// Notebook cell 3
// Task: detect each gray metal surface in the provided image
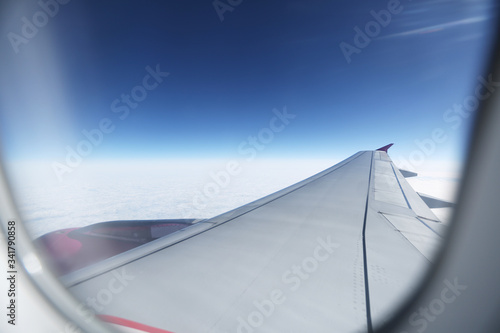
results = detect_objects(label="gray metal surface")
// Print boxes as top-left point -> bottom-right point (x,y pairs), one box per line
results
67,150 -> 444,333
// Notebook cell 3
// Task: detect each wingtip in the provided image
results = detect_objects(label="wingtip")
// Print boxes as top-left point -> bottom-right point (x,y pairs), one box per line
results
376,143 -> 394,152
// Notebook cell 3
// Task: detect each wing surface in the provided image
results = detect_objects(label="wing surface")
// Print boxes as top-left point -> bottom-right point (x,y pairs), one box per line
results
64,149 -> 445,332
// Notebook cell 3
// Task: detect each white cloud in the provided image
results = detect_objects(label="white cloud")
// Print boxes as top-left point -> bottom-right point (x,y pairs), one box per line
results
6,156 -> 460,238
379,15 -> 488,40
7,159 -> 335,238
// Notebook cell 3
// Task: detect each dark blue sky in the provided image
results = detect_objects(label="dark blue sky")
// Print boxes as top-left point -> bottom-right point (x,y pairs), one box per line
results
0,0 -> 498,163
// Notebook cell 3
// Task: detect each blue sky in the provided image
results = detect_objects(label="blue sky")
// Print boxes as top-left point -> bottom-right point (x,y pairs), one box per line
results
0,0 -> 498,166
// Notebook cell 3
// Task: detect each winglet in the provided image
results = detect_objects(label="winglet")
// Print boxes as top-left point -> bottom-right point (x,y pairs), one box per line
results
376,143 -> 394,152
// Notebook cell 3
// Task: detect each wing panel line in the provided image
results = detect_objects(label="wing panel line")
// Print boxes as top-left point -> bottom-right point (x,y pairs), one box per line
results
377,213 -> 432,263
362,151 -> 374,333
390,163 -> 411,209
416,217 -> 443,237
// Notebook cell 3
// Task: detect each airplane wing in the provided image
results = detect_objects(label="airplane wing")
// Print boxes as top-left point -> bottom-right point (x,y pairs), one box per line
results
60,146 -> 446,333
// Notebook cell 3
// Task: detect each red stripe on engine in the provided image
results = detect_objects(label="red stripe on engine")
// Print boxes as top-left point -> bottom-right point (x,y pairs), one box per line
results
98,315 -> 175,333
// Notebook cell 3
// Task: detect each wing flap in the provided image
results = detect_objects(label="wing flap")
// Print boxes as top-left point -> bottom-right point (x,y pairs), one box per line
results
399,169 -> 418,178
418,192 -> 455,209
364,210 -> 432,328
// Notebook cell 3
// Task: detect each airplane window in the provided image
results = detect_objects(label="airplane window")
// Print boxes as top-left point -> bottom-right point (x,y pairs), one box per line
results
0,1 -> 498,332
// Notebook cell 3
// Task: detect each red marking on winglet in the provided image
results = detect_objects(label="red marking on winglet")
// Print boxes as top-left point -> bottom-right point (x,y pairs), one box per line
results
98,315 -> 175,333
376,143 -> 394,152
